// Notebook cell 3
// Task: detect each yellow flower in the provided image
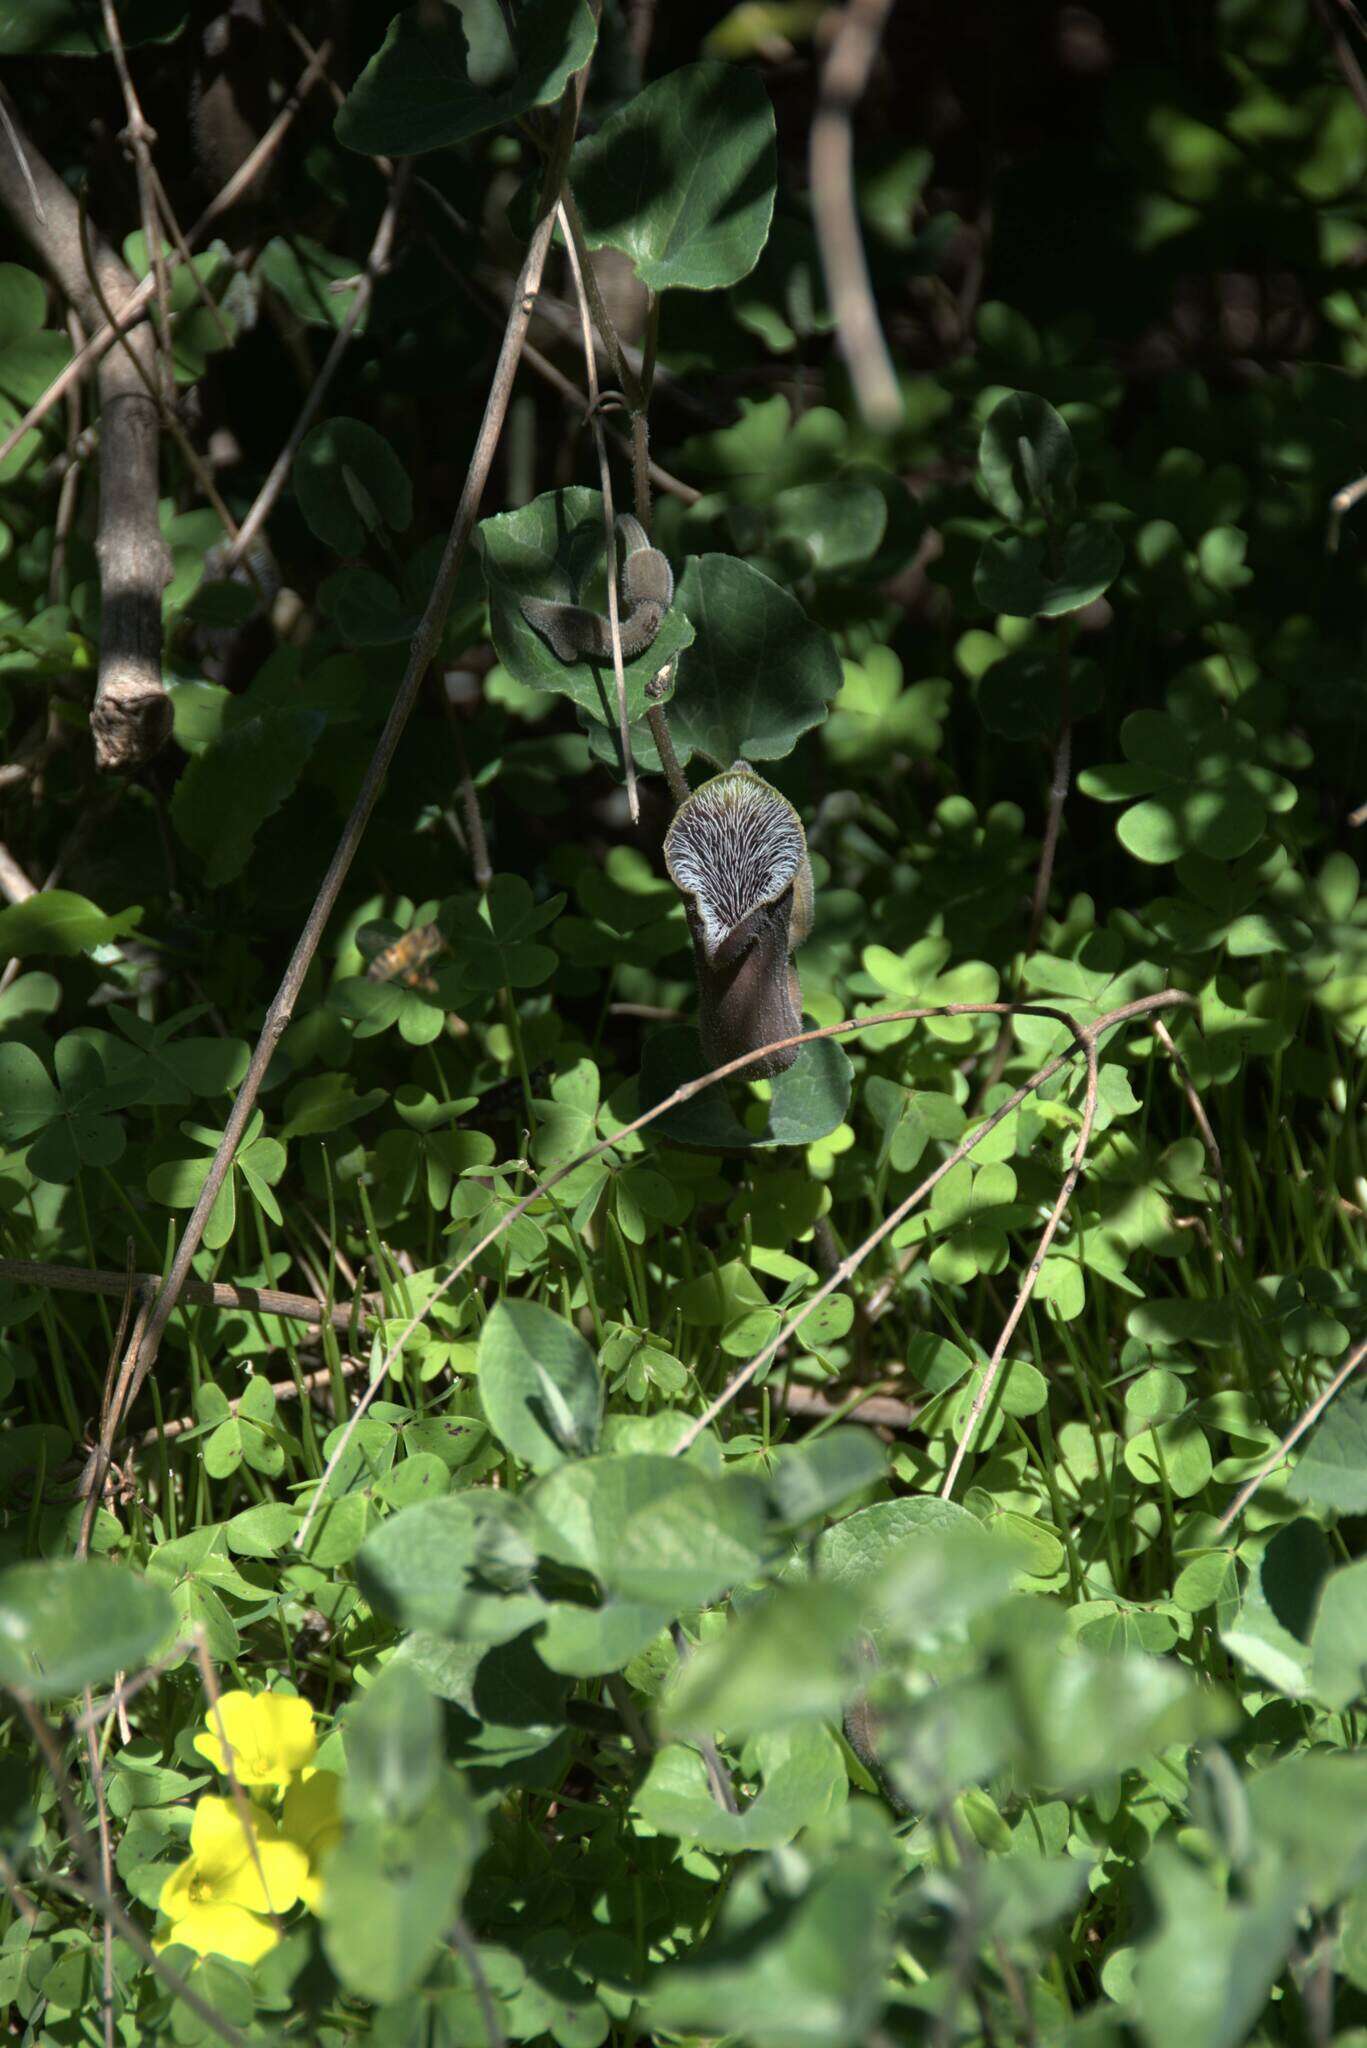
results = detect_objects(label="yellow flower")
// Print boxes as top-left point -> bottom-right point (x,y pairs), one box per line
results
193,1689 -> 317,1790
155,1797 -> 308,1966
280,1769 -> 343,1910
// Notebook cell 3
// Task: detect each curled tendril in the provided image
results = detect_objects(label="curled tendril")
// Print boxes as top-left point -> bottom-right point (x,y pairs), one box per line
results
520,513 -> 673,664
664,762 -> 814,1079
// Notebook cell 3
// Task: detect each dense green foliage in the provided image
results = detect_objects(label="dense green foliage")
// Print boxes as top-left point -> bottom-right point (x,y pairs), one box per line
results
2,2 -> 1367,2043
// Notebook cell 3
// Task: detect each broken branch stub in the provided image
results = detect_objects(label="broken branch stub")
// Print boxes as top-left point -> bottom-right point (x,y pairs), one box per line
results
664,761 -> 814,1078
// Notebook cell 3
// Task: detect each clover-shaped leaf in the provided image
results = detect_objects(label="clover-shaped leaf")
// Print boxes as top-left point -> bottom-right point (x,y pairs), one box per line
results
442,875 -> 563,992
105,1007 -> 250,1105
1078,704 -> 1298,866
0,1034 -> 140,1183
197,1376 -> 285,1480
147,1110 -> 287,1251
858,936 -> 1000,1047
823,647 -> 949,766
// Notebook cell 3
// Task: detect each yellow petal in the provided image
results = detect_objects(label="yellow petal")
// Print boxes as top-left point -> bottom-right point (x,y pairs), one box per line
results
187,1795 -> 279,1882
158,1900 -> 281,1966
217,1835 -> 309,1917
194,1689 -> 317,1787
157,1857 -> 199,1919
281,1769 -> 342,1856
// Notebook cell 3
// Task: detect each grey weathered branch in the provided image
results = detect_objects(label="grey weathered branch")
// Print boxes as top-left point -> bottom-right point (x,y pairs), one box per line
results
0,85 -> 172,771
810,0 -> 902,432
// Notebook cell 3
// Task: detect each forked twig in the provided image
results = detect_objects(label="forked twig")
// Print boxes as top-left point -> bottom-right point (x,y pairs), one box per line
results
0,37 -> 335,473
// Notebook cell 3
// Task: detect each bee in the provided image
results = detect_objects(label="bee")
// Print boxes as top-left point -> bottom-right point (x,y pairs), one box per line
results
365,922 -> 447,990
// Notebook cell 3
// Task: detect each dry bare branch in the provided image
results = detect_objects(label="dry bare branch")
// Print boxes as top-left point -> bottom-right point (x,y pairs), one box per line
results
0,85 -> 172,769
810,0 -> 902,431
80,73 -> 591,1509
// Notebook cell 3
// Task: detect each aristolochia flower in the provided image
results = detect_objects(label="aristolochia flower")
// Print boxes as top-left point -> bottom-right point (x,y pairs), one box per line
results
280,1769 -> 343,1911
664,763 -> 814,1079
193,1689 -> 318,1790
156,1797 -> 308,1966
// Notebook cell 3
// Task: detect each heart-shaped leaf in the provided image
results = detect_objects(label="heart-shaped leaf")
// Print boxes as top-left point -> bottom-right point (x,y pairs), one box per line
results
667,555 -> 841,768
570,61 -> 776,292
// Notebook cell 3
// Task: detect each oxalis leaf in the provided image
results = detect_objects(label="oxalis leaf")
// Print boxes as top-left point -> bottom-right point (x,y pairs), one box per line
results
477,1298 -> 603,1473
478,487 -> 695,727
0,1561 -> 173,1698
569,61 -> 777,292
335,0 -> 597,157
667,555 -> 842,768
635,1725 -> 846,1852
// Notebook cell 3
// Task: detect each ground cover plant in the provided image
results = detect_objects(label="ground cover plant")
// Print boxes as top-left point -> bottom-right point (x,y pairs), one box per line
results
0,0 -> 1366,2042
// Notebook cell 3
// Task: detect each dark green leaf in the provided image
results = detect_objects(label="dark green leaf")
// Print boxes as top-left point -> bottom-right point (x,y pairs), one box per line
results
336,0 -> 596,157
295,418 -> 412,556
570,61 -> 776,292
668,555 -> 841,767
479,487 -> 695,727
977,392 -> 1076,523
638,1025 -> 852,1150
171,708 -> 324,884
